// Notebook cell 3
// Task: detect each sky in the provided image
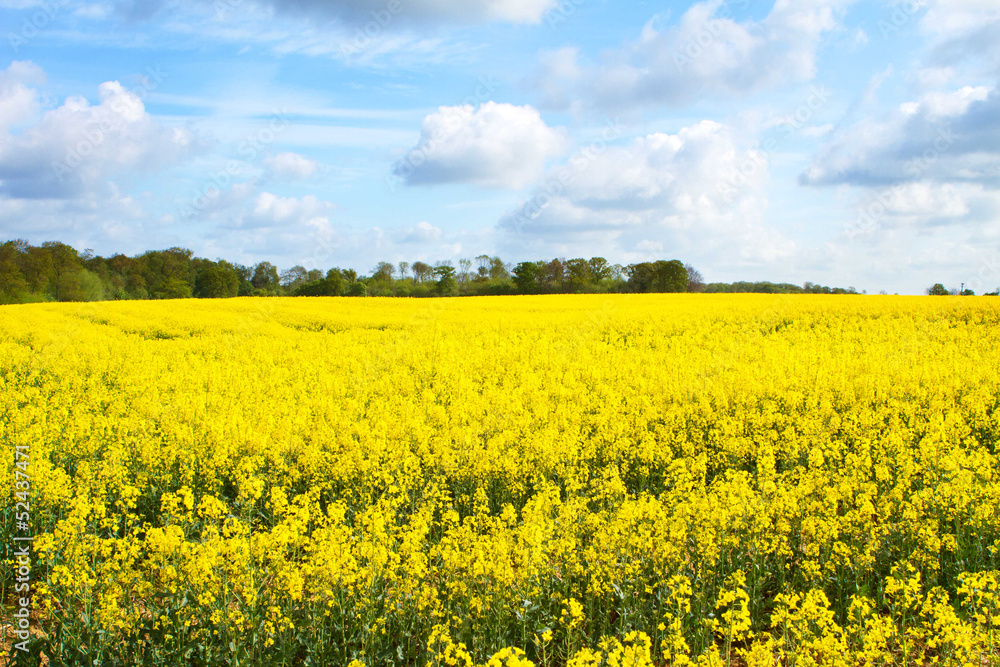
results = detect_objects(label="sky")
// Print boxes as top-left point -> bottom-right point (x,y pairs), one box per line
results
0,0 -> 998,294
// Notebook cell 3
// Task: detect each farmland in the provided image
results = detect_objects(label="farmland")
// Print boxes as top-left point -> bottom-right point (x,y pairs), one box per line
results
2,295 -> 1000,666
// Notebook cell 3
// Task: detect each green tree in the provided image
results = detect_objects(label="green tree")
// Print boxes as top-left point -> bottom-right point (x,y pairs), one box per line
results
280,265 -> 309,291
488,256 -> 509,281
157,276 -> 193,299
566,258 -> 592,291
42,241 -> 85,301
512,261 -> 541,294
588,257 -> 611,283
926,283 -> 950,296
411,262 -> 433,284
0,241 -> 29,304
371,261 -> 395,284
434,264 -> 457,296
626,259 -> 688,293
252,262 -> 281,292
541,258 -> 565,291
194,261 -> 240,298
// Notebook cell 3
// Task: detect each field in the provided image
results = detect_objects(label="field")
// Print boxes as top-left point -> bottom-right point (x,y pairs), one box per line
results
2,294 -> 1000,666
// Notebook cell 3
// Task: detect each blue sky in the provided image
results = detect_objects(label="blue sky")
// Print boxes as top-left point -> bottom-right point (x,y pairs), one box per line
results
1,0 -> 998,293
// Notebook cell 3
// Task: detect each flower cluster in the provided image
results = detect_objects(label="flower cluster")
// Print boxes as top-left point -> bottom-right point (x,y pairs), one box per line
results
2,294 -> 999,665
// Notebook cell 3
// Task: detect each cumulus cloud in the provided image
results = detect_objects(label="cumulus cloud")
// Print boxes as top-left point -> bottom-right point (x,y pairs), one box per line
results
908,0 -> 1000,75
265,151 -> 317,180
241,192 -> 334,229
0,73 -> 201,199
532,0 -> 855,111
397,220 -> 442,243
497,120 -> 793,265
392,102 -> 567,189
0,61 -> 45,132
800,82 -> 1000,189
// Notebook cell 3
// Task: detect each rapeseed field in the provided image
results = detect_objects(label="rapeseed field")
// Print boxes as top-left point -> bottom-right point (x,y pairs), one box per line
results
2,295 -> 999,666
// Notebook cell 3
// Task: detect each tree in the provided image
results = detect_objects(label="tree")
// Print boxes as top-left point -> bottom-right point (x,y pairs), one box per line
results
42,241 -> 84,301
156,276 -> 192,299
398,262 -> 410,282
475,255 -> 491,280
488,256 -> 509,281
588,257 -> 611,283
21,245 -> 54,294
458,258 -> 472,284
234,264 -> 254,296
139,247 -> 194,299
280,265 -> 309,290
0,241 -> 29,304
626,260 -> 687,293
195,261 -> 240,298
372,261 -> 395,284
926,283 -> 950,296
434,264 -> 457,295
685,264 -> 704,292
541,258 -> 565,290
566,258 -> 592,291
77,269 -> 106,301
252,262 -> 280,292
412,261 -> 433,284
512,261 -> 541,294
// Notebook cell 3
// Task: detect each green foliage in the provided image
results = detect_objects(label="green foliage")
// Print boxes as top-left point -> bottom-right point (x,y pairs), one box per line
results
512,261 -> 542,294
0,240 -> 876,304
77,269 -> 107,301
252,262 -> 281,291
434,264 -> 457,296
626,259 -> 688,293
927,283 -> 951,296
194,262 -> 240,299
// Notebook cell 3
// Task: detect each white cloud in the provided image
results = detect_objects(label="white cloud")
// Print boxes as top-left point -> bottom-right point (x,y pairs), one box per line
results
532,0 -> 855,111
392,102 -> 568,189
921,0 -> 1000,39
397,220 -> 442,243
801,81 -> 1000,188
265,151 -> 317,180
0,71 -> 202,199
242,192 -> 333,228
918,0 -> 1000,74
0,61 -> 45,132
497,120 -> 793,266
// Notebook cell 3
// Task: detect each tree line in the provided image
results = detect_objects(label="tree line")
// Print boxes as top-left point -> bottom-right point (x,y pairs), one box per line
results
1,239 -> 866,304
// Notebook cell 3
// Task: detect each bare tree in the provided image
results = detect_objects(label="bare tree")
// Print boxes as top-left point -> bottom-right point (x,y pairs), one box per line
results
684,264 -> 704,293
458,258 -> 472,284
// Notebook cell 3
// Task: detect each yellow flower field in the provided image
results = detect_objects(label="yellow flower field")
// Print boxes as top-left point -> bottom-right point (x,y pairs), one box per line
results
2,294 -> 999,666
